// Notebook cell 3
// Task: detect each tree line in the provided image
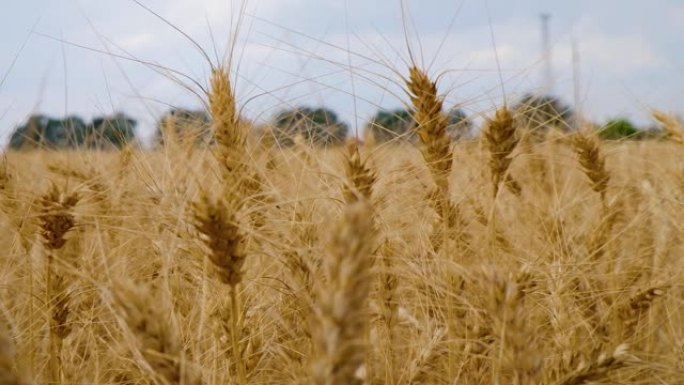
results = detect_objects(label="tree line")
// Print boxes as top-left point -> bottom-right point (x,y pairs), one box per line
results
6,94 -> 663,149
8,113 -> 137,149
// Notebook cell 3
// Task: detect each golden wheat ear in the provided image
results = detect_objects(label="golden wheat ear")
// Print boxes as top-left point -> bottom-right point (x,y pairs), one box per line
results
191,191 -> 249,384
483,107 -> 521,198
405,66 -> 472,254
343,142 -> 377,205
191,192 -> 246,287
651,109 -> 684,144
558,344 -> 632,385
208,66 -> 264,218
112,280 -> 201,385
311,201 -> 374,385
38,184 -> 80,251
482,268 -> 542,383
405,66 -> 452,189
38,183 -> 80,385
571,132 -> 610,208
0,326 -> 26,385
209,67 -> 248,202
618,285 -> 668,338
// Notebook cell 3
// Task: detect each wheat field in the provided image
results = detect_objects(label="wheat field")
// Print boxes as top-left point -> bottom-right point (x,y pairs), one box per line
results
1,59 -> 684,385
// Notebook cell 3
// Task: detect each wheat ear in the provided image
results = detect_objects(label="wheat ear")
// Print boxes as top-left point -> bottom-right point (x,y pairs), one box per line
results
192,193 -> 247,385
38,184 -> 79,385
405,67 -> 468,253
343,142 -> 377,205
618,286 -> 668,338
208,66 -> 263,224
483,269 -> 542,384
558,344 -> 631,385
483,107 -> 521,198
571,132 -> 610,210
652,109 -> 684,144
113,281 -> 200,385
209,67 -> 243,173
405,66 -> 452,192
311,201 -> 374,385
402,324 -> 446,385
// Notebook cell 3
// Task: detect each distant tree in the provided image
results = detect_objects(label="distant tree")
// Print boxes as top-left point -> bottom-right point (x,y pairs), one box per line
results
8,113 -> 136,149
63,116 -> 88,146
599,118 -> 639,140
9,115 -> 87,149
85,113 -> 137,148
271,107 -> 348,146
365,107 -> 472,143
636,125 -> 666,140
154,108 -> 210,146
9,115 -> 49,149
446,108 -> 473,140
513,94 -> 575,138
43,118 -> 69,147
365,109 -> 415,143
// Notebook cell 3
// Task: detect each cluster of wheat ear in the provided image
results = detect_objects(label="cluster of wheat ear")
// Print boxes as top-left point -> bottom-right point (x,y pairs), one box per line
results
0,53 -> 682,385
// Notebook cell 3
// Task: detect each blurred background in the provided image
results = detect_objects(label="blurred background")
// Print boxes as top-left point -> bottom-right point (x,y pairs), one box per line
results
0,0 -> 680,146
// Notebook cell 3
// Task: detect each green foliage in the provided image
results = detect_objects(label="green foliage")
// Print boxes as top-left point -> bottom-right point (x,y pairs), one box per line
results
271,107 -> 348,146
88,114 -> 137,148
446,108 -> 473,140
9,115 -> 87,149
513,94 -> 575,137
365,107 -> 471,143
154,108 -> 210,146
599,118 -> 639,140
9,113 -> 137,149
365,109 -> 415,143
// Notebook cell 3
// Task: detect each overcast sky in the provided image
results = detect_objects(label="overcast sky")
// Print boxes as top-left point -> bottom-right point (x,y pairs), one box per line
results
0,0 -> 681,144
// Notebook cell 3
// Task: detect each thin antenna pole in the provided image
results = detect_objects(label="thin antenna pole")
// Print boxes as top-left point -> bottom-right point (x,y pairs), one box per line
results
572,39 -> 582,130
540,13 -> 553,94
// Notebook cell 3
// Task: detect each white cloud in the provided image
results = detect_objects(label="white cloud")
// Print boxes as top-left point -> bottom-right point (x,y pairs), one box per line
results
666,3 -> 684,24
550,14 -> 668,77
116,33 -> 155,52
578,35 -> 665,74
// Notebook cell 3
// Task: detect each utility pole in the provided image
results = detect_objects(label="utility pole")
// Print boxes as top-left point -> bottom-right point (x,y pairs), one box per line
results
540,13 -> 553,94
572,39 -> 582,129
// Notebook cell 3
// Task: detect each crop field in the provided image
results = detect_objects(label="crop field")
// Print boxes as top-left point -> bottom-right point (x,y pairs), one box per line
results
1,2 -> 683,385
2,94 -> 684,385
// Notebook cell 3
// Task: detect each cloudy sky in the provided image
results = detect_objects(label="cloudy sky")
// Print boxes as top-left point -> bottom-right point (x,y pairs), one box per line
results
0,0 -> 681,144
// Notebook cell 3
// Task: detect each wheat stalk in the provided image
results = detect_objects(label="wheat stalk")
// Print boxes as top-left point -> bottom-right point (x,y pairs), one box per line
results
586,199 -> 622,261
311,201 -> 374,385
38,184 -> 79,385
0,327 -> 24,385
113,281 -> 200,385
208,66 -> 265,233
405,66 -> 469,256
483,268 -> 542,385
340,145 -> 380,382
618,286 -> 668,338
377,241 -> 399,385
192,192 -> 248,384
0,156 -> 10,194
401,324 -> 446,385
558,344 -> 631,385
